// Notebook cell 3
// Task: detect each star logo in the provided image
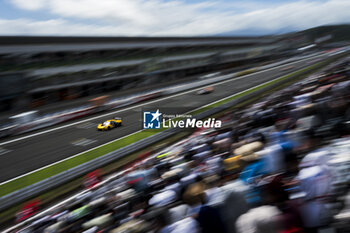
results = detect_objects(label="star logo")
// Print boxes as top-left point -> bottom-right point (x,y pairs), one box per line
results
151,109 -> 162,122
143,109 -> 162,129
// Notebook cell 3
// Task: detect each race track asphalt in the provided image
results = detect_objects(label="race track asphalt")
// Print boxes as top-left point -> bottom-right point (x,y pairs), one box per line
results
0,53 -> 330,182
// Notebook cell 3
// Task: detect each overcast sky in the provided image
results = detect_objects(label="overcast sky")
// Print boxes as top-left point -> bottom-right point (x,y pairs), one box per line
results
0,0 -> 349,36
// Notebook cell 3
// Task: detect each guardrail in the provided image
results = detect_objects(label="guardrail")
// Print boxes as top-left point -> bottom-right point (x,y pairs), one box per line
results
0,56 -> 336,213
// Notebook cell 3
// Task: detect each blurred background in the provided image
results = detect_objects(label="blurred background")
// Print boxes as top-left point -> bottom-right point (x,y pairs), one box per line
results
0,1 -> 350,233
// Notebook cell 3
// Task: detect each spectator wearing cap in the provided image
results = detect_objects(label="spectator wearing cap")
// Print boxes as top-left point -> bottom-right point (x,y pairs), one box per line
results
183,182 -> 227,233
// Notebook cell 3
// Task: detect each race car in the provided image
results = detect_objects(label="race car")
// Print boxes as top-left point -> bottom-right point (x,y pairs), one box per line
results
97,117 -> 122,131
196,86 -> 214,95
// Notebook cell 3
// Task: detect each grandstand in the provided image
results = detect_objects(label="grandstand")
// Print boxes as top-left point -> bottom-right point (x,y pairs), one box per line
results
0,36 -> 286,112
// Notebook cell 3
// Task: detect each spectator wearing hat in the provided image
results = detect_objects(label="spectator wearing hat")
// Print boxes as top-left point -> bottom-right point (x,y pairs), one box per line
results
183,182 -> 227,233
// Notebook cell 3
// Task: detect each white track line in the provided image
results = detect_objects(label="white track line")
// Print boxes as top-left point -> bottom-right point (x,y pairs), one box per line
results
0,53 -> 329,186
0,53 -> 327,147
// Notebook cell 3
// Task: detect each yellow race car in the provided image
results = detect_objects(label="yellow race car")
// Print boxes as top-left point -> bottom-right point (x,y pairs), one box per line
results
97,117 -> 122,131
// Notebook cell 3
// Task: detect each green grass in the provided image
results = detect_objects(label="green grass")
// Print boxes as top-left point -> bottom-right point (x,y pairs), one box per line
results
0,56 -> 336,197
